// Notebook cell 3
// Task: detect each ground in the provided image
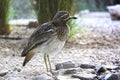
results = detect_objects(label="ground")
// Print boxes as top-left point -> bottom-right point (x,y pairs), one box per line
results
0,12 -> 120,80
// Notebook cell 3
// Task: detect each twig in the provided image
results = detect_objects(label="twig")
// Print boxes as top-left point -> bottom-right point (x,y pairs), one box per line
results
0,35 -> 23,40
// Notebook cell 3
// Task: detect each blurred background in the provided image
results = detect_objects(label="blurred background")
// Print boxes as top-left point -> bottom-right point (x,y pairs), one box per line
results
0,0 -> 120,36
9,0 -> 120,19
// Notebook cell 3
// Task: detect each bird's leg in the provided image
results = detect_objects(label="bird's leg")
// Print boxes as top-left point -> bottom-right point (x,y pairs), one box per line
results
47,54 -> 52,73
44,54 -> 49,72
47,55 -> 59,80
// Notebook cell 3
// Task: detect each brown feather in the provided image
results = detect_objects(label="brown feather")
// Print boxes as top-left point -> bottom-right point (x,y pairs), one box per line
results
23,51 -> 35,66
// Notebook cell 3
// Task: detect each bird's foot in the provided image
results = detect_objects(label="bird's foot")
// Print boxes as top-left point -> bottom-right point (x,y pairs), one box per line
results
43,70 -> 59,80
50,70 -> 59,80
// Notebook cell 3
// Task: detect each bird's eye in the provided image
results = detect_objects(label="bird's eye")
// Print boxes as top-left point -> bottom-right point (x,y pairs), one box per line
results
61,14 -> 69,19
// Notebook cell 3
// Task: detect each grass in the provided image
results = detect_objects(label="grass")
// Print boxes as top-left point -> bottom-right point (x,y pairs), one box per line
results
68,20 -> 82,41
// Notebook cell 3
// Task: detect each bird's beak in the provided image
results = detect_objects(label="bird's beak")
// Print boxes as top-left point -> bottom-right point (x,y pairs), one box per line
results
69,16 -> 77,19
65,16 -> 77,21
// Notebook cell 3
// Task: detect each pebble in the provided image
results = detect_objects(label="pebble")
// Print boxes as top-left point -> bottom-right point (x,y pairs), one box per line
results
103,73 -> 120,80
72,73 -> 97,80
115,60 -> 120,66
79,64 -> 96,69
6,77 -> 22,80
34,74 -> 54,80
13,67 -> 21,72
55,61 -> 76,70
96,66 -> 106,75
0,77 -> 4,80
0,70 -> 8,76
104,65 -> 119,70
63,68 -> 77,75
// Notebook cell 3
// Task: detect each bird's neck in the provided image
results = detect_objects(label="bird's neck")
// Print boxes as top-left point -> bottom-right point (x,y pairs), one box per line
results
52,21 -> 67,27
52,21 -> 69,41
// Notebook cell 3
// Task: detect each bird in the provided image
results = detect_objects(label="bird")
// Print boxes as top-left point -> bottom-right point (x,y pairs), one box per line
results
21,11 -> 77,73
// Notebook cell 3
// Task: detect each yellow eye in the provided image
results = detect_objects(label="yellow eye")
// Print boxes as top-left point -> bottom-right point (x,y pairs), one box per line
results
61,14 -> 69,19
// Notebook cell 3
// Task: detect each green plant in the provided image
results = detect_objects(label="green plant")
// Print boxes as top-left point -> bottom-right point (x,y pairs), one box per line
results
30,0 -> 80,40
68,20 -> 81,40
30,0 -> 75,25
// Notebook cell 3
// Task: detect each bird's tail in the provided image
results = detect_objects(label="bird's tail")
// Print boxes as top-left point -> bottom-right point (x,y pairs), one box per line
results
23,51 -> 35,66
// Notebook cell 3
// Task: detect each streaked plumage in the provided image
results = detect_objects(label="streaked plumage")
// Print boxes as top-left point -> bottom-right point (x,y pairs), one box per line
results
21,11 -> 77,72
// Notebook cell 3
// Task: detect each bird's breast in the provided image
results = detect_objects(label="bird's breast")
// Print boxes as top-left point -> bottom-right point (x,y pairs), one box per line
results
57,25 -> 70,41
32,36 -> 66,55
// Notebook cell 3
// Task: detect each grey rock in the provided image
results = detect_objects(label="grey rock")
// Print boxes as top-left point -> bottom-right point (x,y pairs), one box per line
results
34,74 -> 54,80
96,66 -> 106,75
13,67 -> 21,72
115,60 -> 120,66
0,70 -> 8,76
6,77 -> 21,80
55,63 -> 63,70
0,77 -> 4,80
72,73 -> 97,80
55,61 -> 76,70
63,68 -> 77,75
79,64 -> 95,69
107,5 -> 120,20
104,65 -> 119,70
103,73 -> 120,80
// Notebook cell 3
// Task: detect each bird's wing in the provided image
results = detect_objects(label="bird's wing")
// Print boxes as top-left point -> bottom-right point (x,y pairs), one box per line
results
21,22 -> 57,57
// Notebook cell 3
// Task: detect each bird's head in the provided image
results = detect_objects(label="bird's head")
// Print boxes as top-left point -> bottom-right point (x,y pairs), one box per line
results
53,11 -> 77,23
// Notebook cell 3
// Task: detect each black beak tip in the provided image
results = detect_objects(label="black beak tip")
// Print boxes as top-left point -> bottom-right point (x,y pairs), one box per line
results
72,17 -> 77,19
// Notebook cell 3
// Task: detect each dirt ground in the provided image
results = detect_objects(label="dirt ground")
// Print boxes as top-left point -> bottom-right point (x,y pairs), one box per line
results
0,12 -> 120,80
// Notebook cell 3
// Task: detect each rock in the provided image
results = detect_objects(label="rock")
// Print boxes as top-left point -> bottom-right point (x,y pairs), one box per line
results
6,77 -> 22,80
13,67 -> 21,72
103,73 -> 120,80
107,5 -> 120,20
63,68 -> 77,75
55,61 -> 76,70
34,74 -> 54,80
58,75 -> 79,80
55,63 -> 63,70
72,73 -> 97,80
0,77 -> 4,80
79,64 -> 95,69
0,70 -> 8,76
96,66 -> 106,75
115,60 -> 120,66
104,65 -> 119,70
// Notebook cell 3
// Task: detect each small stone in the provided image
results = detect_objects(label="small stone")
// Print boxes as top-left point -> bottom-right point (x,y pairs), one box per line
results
104,65 -> 119,70
55,64 -> 63,70
115,60 -> 120,66
103,73 -> 120,80
0,77 -> 4,80
13,67 -> 21,72
96,66 -> 106,75
34,74 -> 54,80
63,68 -> 77,74
79,64 -> 96,69
107,5 -> 120,20
7,77 -> 21,80
72,73 -> 97,80
55,61 -> 76,70
58,75 -> 79,80
0,70 -> 8,76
